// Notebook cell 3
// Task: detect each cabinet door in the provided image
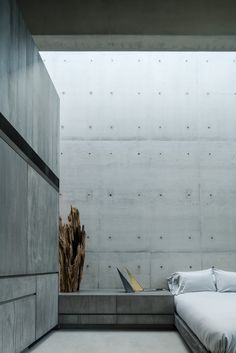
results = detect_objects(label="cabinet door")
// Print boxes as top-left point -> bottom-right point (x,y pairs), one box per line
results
0,296 -> 36,353
36,274 -> 58,339
27,167 -> 59,274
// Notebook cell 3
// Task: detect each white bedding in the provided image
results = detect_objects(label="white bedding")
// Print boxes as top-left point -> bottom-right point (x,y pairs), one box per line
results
175,292 -> 236,353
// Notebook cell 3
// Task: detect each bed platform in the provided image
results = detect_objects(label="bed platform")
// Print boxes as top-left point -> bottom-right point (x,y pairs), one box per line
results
174,292 -> 236,353
175,313 -> 210,353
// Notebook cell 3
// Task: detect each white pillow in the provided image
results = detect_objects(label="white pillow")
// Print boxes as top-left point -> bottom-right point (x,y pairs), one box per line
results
214,269 -> 236,292
167,268 -> 216,295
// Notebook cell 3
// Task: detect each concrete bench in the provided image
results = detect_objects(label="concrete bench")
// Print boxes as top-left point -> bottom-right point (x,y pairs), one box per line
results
59,290 -> 174,328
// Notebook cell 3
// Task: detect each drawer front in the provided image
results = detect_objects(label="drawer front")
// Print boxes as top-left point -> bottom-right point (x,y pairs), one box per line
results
59,295 -> 116,314
0,276 -> 36,304
59,314 -> 174,327
0,296 -> 36,353
116,296 -> 174,314
59,314 -> 116,326
117,314 -> 174,326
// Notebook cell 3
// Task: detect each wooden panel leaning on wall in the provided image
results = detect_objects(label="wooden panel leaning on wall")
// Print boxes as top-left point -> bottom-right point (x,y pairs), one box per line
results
59,207 -> 86,292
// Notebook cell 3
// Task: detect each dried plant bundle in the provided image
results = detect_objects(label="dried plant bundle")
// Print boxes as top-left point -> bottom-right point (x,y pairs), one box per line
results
59,206 -> 86,292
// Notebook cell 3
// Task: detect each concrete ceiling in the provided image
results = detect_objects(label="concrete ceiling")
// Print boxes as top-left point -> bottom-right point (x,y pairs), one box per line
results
17,0 -> 236,51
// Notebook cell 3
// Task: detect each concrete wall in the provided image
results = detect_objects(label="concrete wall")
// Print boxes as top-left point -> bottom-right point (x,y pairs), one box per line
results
42,51 -> 236,290
0,0 -> 59,351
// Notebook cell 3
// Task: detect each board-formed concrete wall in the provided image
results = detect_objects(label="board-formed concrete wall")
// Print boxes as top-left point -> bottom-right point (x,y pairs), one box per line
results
42,51 -> 236,290
0,0 -> 59,351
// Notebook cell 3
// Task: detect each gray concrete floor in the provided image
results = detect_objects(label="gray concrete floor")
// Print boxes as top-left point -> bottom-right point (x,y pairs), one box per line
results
27,330 -> 191,353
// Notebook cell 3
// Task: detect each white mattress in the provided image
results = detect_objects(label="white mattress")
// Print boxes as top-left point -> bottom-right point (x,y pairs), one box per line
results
175,292 -> 236,353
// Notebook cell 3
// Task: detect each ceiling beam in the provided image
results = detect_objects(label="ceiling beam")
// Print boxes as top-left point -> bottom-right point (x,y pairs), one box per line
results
18,0 -> 236,51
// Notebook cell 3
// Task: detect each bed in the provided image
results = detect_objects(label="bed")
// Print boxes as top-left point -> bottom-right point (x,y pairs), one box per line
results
174,292 -> 236,353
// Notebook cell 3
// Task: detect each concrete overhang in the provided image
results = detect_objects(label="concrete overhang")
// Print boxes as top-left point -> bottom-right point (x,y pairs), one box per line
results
17,0 -> 236,51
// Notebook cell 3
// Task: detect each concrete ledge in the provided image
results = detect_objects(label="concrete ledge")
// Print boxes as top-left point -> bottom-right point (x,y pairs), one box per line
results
59,290 -> 174,328
34,35 -> 236,51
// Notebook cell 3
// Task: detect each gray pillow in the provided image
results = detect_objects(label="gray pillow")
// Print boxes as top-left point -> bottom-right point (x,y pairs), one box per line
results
167,268 -> 216,295
214,268 -> 236,292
